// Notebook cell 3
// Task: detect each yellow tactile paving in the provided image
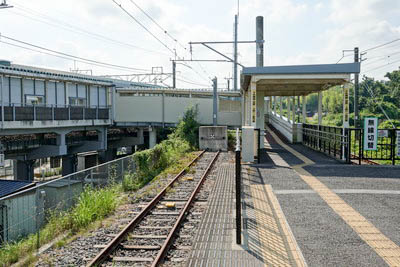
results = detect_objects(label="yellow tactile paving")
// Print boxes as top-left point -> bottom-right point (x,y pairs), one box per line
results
250,182 -> 306,267
266,126 -> 400,266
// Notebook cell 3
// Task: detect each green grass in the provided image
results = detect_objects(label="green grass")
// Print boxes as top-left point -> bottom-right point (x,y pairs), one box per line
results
0,184 -> 122,266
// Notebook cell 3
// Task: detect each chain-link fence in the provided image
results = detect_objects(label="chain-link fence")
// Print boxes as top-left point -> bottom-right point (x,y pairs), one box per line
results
0,154 -> 136,245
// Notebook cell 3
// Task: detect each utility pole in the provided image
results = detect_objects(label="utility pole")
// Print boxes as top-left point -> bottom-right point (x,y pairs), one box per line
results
256,16 -> 264,67
233,15 -> 238,91
172,61 -> 176,88
212,77 -> 218,126
354,47 -> 359,128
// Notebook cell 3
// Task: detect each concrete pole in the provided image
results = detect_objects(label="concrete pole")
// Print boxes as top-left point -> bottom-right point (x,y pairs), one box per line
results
172,61 -> 176,89
149,129 -> 157,148
292,96 -> 295,124
302,95 -> 307,123
279,97 -> 283,118
212,77 -> 218,126
318,91 -> 322,125
287,97 -> 291,121
234,15 -> 238,91
256,16 -> 264,67
354,47 -> 359,128
1,75 -> 4,129
256,16 -> 264,148
274,96 -> 277,114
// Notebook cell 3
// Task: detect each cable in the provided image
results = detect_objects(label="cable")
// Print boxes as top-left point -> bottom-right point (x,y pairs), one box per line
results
0,40 -> 143,73
176,77 -> 210,87
125,0 -> 214,83
362,82 -> 396,128
10,6 -> 169,57
362,58 -> 400,74
362,50 -> 400,67
127,0 -> 186,51
112,0 -> 175,55
0,35 -> 150,72
362,38 -> 400,53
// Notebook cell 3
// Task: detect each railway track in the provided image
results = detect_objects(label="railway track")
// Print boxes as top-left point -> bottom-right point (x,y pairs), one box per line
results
87,151 -> 220,267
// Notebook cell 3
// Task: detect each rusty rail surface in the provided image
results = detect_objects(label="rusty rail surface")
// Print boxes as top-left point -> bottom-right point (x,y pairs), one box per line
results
87,150 -> 206,266
151,151 -> 220,266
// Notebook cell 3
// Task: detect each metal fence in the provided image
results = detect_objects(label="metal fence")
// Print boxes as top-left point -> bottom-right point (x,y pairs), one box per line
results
0,154 -> 136,246
0,103 -> 110,121
349,128 -> 400,165
302,124 -> 349,161
303,124 -> 400,165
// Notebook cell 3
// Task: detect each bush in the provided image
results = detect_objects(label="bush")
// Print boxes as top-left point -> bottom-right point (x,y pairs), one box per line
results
171,105 -> 200,149
0,184 -> 121,266
122,106 -> 197,192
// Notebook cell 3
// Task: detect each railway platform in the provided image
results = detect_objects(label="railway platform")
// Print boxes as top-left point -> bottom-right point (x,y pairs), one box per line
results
188,127 -> 400,267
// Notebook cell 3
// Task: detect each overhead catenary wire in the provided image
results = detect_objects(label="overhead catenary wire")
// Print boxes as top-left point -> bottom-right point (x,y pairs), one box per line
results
362,58 -> 400,74
111,0 -> 176,55
0,35 -> 150,72
362,38 -> 400,53
362,82 -> 396,129
125,0 -> 212,82
10,5 -> 169,56
127,0 -> 186,51
0,40 -> 145,73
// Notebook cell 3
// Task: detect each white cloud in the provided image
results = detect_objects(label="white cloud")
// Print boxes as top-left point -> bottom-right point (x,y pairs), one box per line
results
238,0 -> 308,23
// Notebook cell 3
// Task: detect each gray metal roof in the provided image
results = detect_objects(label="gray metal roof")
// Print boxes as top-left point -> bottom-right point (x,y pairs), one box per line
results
242,62 -> 360,75
0,179 -> 35,198
0,64 -> 114,86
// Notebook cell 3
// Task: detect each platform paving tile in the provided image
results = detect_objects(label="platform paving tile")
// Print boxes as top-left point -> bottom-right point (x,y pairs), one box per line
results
187,162 -> 304,267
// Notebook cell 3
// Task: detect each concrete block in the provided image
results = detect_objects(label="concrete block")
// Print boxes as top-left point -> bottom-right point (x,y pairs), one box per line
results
199,126 -> 227,151
242,126 -> 255,162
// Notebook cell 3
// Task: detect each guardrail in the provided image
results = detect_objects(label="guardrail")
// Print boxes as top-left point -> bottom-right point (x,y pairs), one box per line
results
0,154 -> 136,246
0,103 -> 110,121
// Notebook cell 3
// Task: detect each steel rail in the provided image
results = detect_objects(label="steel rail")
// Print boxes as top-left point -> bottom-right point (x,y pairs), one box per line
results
87,150 -> 206,266
151,151 -> 220,266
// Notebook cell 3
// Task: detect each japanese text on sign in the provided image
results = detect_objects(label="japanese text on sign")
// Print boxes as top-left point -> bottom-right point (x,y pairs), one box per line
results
397,131 -> 400,157
343,86 -> 349,125
363,117 -> 378,151
251,90 -> 256,124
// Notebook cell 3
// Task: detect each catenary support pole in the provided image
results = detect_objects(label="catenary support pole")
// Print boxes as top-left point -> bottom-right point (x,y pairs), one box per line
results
172,61 -> 176,89
354,47 -> 359,128
234,15 -> 238,91
256,16 -> 264,67
213,77 -> 218,126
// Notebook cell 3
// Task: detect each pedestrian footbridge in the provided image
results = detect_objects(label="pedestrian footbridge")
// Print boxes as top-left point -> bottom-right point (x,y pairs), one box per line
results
114,88 -> 242,128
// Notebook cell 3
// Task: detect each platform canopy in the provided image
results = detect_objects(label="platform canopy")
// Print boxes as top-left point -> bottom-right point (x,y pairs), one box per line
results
241,62 -> 360,96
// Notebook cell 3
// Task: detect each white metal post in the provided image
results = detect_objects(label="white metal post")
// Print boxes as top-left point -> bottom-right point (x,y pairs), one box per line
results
302,95 -> 307,123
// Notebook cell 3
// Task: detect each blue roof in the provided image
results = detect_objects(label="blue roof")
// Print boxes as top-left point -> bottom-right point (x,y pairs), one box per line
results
0,180 -> 34,198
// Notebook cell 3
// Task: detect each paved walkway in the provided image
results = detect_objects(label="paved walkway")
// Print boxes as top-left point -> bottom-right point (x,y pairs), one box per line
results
189,126 -> 400,266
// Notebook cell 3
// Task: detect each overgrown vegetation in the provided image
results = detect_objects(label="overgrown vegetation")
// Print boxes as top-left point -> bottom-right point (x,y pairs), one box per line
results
0,106 -> 202,266
278,69 -> 400,128
122,105 -> 200,191
307,69 -> 400,127
0,185 -> 122,266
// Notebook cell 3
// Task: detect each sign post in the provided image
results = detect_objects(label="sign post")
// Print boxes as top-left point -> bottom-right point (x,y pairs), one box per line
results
363,117 -> 378,151
397,131 -> 400,157
342,85 -> 350,160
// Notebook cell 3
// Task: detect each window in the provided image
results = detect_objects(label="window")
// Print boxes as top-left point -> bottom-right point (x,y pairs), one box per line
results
25,95 -> 44,105
69,97 -> 86,106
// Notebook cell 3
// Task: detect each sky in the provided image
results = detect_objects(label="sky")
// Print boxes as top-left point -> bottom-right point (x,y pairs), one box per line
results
0,0 -> 399,89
